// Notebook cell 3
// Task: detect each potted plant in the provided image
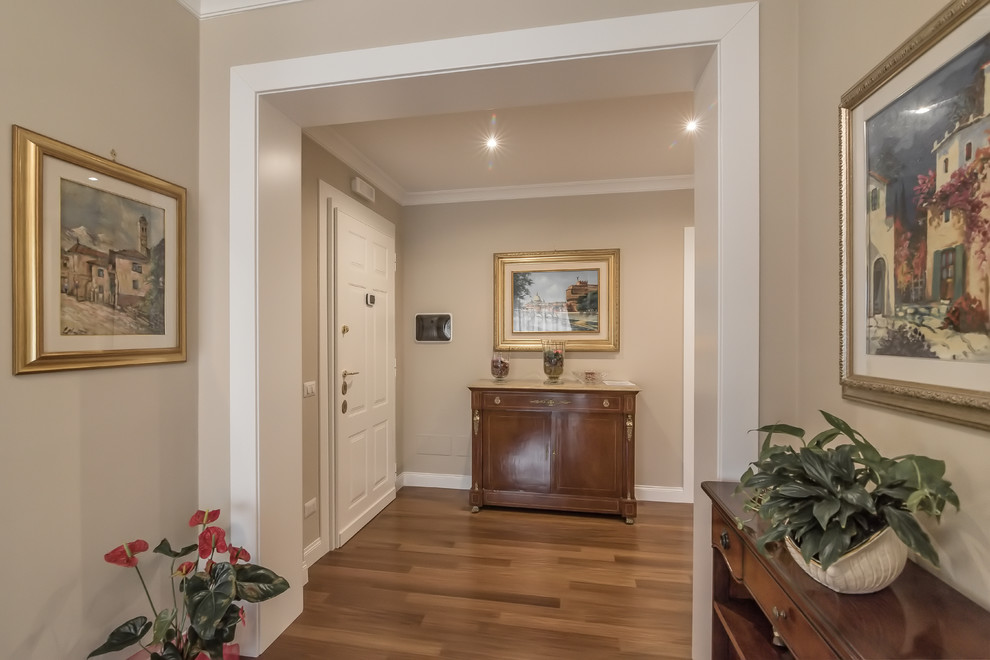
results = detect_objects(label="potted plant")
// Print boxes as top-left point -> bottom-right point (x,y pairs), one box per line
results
738,410 -> 959,593
88,508 -> 290,660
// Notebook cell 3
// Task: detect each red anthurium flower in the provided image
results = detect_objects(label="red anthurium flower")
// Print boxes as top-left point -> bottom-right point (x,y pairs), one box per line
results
173,561 -> 197,577
188,509 -> 221,527
238,607 -> 246,626
104,539 -> 149,567
228,546 -> 251,565
198,526 -> 228,559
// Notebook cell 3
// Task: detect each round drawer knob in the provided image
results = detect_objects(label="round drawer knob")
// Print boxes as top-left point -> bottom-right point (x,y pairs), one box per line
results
602,400 -> 610,408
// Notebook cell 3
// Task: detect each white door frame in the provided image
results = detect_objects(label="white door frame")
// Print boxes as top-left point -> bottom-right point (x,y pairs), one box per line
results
228,5 -> 760,655
314,180 -> 337,560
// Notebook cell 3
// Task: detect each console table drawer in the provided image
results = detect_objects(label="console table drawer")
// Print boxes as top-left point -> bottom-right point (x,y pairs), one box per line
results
711,508 -> 744,581
745,549 -> 838,659
481,391 -> 623,413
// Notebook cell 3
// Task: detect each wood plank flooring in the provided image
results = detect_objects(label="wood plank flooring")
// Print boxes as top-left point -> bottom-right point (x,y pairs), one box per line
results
257,487 -> 693,659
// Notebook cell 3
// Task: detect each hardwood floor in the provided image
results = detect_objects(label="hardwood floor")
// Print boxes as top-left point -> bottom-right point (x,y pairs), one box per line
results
257,487 -> 694,659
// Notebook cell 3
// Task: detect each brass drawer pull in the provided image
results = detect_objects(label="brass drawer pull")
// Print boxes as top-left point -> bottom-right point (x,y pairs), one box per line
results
494,396 -> 501,405
720,530 -> 730,550
602,399 -> 610,408
772,606 -> 787,620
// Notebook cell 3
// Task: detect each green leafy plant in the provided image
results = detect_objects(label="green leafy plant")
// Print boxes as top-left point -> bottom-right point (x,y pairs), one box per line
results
738,411 -> 959,570
89,508 -> 290,660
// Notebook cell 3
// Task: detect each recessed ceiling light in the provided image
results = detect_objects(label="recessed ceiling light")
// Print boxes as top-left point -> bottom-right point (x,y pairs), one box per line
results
486,135 -> 499,150
685,119 -> 699,132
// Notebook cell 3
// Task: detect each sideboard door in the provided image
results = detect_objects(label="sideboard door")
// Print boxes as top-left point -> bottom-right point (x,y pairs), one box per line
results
553,412 -> 622,499
483,410 -> 551,493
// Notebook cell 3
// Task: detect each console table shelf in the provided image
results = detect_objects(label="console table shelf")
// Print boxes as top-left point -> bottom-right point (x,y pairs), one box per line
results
468,379 -> 639,523
703,480 -> 990,659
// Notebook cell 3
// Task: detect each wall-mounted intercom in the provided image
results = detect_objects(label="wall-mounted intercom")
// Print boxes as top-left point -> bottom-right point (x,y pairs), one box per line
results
415,313 -> 452,343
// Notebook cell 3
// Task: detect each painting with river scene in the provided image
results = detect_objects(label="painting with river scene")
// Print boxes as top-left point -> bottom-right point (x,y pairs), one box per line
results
512,269 -> 599,333
494,249 -> 618,352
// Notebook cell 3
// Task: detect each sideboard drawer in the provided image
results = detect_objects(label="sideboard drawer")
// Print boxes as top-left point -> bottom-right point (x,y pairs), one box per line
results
711,508 -> 744,581
482,391 -> 622,413
745,553 -> 838,659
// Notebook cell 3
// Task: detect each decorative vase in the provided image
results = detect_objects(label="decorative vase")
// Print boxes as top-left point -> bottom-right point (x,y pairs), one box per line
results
541,339 -> 565,384
491,351 -> 509,380
784,526 -> 907,594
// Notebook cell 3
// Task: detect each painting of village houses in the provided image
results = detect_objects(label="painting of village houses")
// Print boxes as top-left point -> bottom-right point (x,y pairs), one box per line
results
512,269 -> 599,333
59,179 -> 166,336
866,33 -> 990,362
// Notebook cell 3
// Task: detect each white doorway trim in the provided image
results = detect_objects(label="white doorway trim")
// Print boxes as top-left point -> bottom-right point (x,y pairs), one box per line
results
313,180 -> 337,564
228,4 -> 759,655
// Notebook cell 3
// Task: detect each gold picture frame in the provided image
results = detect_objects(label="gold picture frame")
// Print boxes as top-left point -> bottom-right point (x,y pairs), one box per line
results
12,126 -> 187,373
839,0 -> 990,430
494,248 -> 619,352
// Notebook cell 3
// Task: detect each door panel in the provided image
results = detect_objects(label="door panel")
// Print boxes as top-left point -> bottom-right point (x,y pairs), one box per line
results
554,413 -> 621,497
334,203 -> 396,547
484,410 -> 551,493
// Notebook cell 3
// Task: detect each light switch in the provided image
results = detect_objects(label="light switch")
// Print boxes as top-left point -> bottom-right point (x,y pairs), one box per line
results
303,381 -> 317,398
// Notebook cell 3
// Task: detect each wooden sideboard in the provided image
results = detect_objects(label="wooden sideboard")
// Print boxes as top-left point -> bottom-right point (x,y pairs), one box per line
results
468,379 -> 639,523
703,480 -> 990,659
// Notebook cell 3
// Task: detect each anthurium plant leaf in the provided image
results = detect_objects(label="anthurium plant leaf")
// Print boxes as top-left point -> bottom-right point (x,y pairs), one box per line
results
150,641 -> 184,660
154,539 -> 199,559
234,563 -> 292,602
87,616 -> 152,657
186,563 -> 236,640
152,608 -> 176,645
882,505 -> 940,566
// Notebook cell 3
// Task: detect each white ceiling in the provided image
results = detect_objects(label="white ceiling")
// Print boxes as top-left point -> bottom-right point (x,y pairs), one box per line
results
174,2 -> 714,204
265,46 -> 714,205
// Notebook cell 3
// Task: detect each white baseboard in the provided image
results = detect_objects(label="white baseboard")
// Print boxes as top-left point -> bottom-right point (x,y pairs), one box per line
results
636,485 -> 693,504
302,536 -> 327,577
398,472 -> 471,490
397,472 -> 693,503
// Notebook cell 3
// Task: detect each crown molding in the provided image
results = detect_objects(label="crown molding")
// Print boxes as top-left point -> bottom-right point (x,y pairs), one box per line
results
402,175 -> 694,206
305,127 -> 692,207
175,0 -> 302,19
303,128 -> 408,206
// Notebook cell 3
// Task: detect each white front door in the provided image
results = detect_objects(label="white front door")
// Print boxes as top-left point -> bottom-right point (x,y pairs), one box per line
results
334,198 -> 396,546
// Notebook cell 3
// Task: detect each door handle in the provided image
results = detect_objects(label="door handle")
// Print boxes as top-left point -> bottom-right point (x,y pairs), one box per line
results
342,370 -> 360,378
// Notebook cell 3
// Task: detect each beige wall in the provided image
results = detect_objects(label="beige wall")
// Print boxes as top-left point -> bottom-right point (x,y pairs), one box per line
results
0,2 -> 200,659
400,192 -> 691,488
300,135 -> 402,547
789,0 -> 990,607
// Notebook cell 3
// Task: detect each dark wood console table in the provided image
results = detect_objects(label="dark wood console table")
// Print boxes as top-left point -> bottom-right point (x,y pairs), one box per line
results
703,480 -> 990,659
468,379 -> 639,523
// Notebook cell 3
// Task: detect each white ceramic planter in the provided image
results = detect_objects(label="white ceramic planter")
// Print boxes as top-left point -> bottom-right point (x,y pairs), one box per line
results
785,526 -> 908,594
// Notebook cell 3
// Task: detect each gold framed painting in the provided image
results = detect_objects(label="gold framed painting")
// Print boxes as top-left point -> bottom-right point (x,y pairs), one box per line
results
494,248 -> 619,352
12,126 -> 186,373
840,0 -> 990,429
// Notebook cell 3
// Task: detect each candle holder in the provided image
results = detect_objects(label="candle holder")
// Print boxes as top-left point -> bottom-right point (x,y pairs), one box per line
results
491,351 -> 509,381
541,339 -> 565,384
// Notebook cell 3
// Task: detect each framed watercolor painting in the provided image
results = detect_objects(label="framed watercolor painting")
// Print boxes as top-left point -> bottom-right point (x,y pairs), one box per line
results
840,0 -> 990,429
493,248 -> 619,352
12,126 -> 186,373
